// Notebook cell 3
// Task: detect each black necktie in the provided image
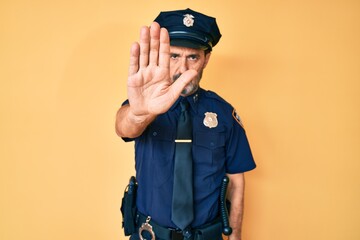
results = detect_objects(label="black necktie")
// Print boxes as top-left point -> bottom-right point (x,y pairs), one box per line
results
171,100 -> 194,230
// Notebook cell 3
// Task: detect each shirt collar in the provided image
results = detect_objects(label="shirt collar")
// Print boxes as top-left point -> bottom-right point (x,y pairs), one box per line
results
170,88 -> 203,113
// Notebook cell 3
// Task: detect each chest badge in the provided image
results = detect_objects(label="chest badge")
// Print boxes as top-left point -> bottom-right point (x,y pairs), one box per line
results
203,112 -> 218,128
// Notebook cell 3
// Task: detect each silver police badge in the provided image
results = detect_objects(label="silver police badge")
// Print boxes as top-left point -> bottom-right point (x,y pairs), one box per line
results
183,14 -> 195,27
203,112 -> 218,128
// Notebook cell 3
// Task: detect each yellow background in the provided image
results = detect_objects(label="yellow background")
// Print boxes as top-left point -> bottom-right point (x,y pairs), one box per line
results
1,0 -> 359,239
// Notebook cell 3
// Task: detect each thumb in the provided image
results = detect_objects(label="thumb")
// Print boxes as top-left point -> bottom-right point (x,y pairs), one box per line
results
170,69 -> 198,96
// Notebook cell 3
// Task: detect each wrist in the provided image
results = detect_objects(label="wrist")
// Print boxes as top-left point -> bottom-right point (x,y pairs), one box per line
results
127,108 -> 156,125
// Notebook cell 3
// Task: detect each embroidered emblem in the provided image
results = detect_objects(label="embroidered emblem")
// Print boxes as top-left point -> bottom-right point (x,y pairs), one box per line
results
183,14 -> 195,27
204,112 -> 218,128
232,109 -> 244,128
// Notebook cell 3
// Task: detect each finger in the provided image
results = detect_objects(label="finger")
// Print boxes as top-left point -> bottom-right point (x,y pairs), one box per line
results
139,26 -> 150,68
170,70 -> 198,96
128,42 -> 140,76
149,22 -> 160,66
158,27 -> 170,69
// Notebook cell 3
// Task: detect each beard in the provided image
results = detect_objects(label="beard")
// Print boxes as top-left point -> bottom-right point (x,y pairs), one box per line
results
173,69 -> 203,96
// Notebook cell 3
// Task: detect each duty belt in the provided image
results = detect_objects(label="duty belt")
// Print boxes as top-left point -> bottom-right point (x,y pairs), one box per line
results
136,212 -> 222,240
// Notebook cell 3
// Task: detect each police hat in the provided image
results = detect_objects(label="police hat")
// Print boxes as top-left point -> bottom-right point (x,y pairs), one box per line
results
154,8 -> 222,51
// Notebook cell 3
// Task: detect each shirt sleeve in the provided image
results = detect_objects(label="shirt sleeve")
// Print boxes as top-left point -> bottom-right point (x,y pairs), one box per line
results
120,99 -> 135,142
225,112 -> 256,174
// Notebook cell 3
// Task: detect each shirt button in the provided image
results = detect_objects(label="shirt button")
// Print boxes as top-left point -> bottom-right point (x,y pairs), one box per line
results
210,142 -> 215,147
152,132 -> 158,136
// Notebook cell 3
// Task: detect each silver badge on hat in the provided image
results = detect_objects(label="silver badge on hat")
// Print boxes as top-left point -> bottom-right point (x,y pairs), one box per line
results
183,14 -> 195,27
203,112 -> 218,128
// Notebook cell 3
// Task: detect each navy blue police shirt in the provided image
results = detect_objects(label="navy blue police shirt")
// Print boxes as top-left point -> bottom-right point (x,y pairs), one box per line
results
122,88 -> 256,228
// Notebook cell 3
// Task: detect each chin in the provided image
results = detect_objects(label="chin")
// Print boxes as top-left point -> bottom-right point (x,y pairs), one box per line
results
181,85 -> 198,97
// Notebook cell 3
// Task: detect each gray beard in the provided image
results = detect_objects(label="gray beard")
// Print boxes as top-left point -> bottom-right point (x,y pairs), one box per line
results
172,70 -> 203,96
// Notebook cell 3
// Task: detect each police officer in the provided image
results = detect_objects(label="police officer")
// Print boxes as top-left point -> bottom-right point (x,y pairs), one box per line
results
116,8 -> 256,240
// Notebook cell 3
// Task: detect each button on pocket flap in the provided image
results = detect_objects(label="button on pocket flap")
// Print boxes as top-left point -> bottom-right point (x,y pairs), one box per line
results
149,126 -> 174,141
195,132 -> 225,150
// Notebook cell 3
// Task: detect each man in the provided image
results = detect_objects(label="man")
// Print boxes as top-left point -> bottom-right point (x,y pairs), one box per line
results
116,8 -> 256,240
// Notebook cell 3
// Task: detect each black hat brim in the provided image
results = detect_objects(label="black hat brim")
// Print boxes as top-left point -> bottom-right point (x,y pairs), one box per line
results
170,39 -> 210,50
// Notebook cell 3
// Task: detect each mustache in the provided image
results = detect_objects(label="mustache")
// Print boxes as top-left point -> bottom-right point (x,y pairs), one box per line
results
172,73 -> 182,81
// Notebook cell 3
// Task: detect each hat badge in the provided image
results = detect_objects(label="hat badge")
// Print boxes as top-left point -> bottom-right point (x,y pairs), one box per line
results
203,112 -> 218,128
183,14 -> 195,27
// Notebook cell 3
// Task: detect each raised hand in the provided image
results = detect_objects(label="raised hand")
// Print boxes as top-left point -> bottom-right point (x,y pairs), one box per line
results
126,22 -> 197,120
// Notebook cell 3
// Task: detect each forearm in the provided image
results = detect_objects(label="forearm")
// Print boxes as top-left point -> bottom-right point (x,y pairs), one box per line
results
227,173 -> 245,240
115,104 -> 156,138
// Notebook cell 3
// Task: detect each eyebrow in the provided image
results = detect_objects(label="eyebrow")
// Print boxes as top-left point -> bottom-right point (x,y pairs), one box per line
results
170,53 -> 201,58
188,53 -> 200,58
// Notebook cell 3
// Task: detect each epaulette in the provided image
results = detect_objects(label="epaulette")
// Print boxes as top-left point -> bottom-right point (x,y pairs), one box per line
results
203,90 -> 231,106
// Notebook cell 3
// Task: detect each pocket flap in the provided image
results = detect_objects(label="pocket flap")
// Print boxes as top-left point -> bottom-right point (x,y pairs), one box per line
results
194,132 -> 225,150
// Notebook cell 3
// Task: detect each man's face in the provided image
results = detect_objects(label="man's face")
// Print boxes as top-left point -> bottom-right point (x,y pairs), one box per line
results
169,46 -> 211,96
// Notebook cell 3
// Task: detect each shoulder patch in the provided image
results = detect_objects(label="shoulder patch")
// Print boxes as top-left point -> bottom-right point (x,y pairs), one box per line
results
232,109 -> 244,128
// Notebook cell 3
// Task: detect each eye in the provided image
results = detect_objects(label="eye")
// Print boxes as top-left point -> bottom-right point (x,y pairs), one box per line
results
188,55 -> 199,61
170,54 -> 179,60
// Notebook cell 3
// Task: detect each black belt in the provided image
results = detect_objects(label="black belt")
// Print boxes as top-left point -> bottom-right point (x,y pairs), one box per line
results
137,213 -> 190,240
136,213 -> 222,240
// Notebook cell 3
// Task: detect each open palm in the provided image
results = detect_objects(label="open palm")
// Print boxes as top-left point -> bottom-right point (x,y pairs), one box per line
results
127,22 -> 196,118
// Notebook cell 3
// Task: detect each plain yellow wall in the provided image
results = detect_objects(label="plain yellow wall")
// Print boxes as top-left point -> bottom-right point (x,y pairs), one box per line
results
1,0 -> 359,239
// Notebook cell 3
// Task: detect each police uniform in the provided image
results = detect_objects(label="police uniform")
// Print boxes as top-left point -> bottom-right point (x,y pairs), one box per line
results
122,8 -> 256,240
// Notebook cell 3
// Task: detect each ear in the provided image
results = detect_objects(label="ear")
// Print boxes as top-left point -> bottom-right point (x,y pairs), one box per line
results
203,52 -> 212,69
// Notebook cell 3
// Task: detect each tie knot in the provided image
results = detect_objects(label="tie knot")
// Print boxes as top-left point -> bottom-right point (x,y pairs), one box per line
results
180,101 -> 189,112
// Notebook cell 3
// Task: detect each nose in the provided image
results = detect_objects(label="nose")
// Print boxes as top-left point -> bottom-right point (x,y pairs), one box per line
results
179,57 -> 188,73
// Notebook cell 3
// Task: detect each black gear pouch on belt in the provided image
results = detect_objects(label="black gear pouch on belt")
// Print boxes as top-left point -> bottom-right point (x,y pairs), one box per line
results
194,221 -> 223,240
120,176 -> 138,236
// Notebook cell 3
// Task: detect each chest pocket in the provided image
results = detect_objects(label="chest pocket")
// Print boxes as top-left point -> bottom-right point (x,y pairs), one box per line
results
194,131 -> 225,149
193,131 -> 226,174
148,125 -> 175,188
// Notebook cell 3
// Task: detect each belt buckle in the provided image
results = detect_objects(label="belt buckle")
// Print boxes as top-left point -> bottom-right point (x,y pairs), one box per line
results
171,228 -> 192,240
170,230 -> 183,240
182,228 -> 193,239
